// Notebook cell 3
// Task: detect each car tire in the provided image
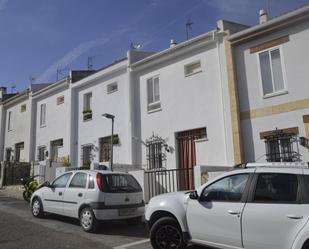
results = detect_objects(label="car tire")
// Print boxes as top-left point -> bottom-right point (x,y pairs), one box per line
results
79,207 -> 98,233
150,217 -> 186,249
126,216 -> 142,225
31,198 -> 44,218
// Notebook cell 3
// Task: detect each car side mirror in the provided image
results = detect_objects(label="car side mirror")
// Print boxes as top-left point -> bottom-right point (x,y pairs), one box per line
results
44,181 -> 51,188
189,190 -> 199,200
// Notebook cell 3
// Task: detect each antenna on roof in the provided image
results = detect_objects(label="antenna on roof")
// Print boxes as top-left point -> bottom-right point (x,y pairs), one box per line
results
87,56 -> 95,70
29,76 -> 36,84
186,18 -> 194,40
130,42 -> 142,50
56,67 -> 70,81
267,0 -> 271,15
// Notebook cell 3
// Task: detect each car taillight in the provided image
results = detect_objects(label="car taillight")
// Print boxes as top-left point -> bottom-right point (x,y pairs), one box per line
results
96,173 -> 106,192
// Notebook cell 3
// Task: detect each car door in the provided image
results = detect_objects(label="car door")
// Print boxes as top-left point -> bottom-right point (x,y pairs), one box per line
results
42,172 -> 73,214
242,168 -> 309,249
62,172 -> 88,218
187,170 -> 253,248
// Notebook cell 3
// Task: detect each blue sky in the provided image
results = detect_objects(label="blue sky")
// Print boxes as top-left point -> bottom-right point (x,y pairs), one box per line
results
0,0 -> 308,91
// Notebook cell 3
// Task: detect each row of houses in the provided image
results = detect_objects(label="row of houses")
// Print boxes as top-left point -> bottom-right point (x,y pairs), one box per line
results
0,6 -> 309,182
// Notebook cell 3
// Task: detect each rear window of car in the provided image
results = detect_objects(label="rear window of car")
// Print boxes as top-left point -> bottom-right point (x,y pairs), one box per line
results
102,174 -> 142,193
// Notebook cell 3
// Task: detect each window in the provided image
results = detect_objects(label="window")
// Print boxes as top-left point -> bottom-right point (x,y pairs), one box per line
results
107,82 -> 118,94
21,104 -> 26,112
184,61 -> 202,76
8,111 -> 12,131
69,173 -> 87,188
259,48 -> 285,96
83,92 -> 92,121
40,104 -> 46,126
50,139 -> 63,162
264,133 -> 298,162
5,148 -> 12,162
99,174 -> 142,193
99,135 -> 119,162
15,142 -> 24,162
147,76 -> 161,112
82,144 -> 92,167
57,95 -> 64,105
88,174 -> 95,189
201,174 -> 249,202
38,146 -> 46,161
254,173 -> 299,203
146,135 -> 166,170
52,173 -> 72,188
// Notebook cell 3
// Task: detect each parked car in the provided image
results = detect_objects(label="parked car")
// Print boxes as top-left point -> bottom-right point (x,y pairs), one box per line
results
146,162 -> 309,249
30,170 -> 144,232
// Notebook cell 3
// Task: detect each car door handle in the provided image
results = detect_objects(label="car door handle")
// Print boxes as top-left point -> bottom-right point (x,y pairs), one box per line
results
228,210 -> 241,216
58,192 -> 62,196
287,214 -> 303,220
78,193 -> 83,197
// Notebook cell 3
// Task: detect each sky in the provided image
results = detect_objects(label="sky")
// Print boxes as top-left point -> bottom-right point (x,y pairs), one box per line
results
0,0 -> 308,92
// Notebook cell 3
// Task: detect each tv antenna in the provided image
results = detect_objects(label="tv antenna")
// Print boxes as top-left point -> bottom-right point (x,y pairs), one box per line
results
56,67 -> 70,81
130,42 -> 142,50
87,56 -> 95,70
186,18 -> 194,40
29,76 -> 36,84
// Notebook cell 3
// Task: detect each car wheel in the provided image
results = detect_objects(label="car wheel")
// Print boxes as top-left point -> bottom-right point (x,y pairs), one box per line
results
126,216 -> 142,225
31,198 -> 44,218
79,207 -> 98,233
150,217 -> 185,249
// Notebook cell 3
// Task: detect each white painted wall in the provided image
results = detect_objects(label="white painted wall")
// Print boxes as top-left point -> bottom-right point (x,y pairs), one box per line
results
234,20 -> 309,162
4,97 -> 31,162
135,39 -> 235,170
71,60 -> 134,167
34,87 -> 71,164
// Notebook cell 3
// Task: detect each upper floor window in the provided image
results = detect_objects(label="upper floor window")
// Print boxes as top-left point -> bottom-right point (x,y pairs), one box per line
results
57,95 -> 64,105
40,104 -> 46,126
21,104 -> 26,112
83,92 -> 92,121
147,76 -> 161,112
184,61 -> 202,76
107,82 -> 118,94
8,111 -> 12,131
258,47 -> 286,97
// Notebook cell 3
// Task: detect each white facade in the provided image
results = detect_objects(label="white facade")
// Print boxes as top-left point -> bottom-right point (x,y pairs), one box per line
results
231,7 -> 309,163
131,30 -> 238,170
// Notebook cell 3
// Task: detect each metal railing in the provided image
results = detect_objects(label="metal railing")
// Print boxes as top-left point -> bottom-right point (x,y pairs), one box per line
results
145,167 -> 194,203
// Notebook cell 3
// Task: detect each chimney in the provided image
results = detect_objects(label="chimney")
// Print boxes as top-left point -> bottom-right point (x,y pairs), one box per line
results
259,9 -> 269,24
0,87 -> 7,99
170,39 -> 177,48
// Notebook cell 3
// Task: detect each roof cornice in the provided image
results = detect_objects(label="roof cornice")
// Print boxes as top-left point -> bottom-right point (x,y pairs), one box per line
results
2,90 -> 30,107
32,78 -> 69,99
229,5 -> 309,44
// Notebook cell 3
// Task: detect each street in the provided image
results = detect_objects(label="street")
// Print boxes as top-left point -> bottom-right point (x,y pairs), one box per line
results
0,193 -> 207,249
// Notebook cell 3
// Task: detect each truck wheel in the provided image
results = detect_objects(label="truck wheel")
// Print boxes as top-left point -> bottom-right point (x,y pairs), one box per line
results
79,207 -> 98,233
150,217 -> 185,249
31,198 -> 44,218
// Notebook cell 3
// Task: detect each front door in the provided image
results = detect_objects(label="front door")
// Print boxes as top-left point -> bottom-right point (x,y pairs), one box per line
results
187,173 -> 251,248
176,128 -> 206,190
242,168 -> 309,249
63,172 -> 88,218
42,172 -> 72,214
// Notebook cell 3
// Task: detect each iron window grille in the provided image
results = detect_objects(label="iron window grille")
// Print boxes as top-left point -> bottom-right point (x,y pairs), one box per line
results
146,135 -> 167,170
37,146 -> 46,161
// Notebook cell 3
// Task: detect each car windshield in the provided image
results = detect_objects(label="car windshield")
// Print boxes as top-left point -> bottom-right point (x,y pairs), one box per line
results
103,174 -> 142,193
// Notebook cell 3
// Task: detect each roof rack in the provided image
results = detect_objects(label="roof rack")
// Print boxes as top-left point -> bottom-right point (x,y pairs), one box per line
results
234,162 -> 309,169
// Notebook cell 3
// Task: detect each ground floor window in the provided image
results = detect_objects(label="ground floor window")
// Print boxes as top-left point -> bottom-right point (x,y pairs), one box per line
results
15,142 -> 24,162
50,139 -> 63,162
81,144 -> 93,167
99,135 -> 119,162
37,146 -> 46,161
5,148 -> 12,162
146,134 -> 167,170
260,127 -> 300,162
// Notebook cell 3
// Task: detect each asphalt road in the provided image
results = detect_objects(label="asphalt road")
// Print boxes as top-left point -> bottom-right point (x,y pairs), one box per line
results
0,192 -> 207,249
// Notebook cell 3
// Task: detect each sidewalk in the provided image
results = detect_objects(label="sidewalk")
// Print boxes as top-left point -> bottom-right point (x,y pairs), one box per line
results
0,185 -> 24,200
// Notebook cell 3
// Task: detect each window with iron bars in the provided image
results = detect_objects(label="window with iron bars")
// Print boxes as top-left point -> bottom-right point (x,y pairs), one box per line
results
146,135 -> 167,170
265,133 -> 299,162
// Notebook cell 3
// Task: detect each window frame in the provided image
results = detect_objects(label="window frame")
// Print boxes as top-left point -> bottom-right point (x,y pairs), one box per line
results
40,103 -> 46,127
7,111 -> 12,131
184,60 -> 202,77
37,146 -> 46,162
51,172 -> 73,188
146,75 -> 161,113
21,104 -> 26,113
257,45 -> 288,98
57,95 -> 65,105
107,82 -> 118,94
248,173 -> 302,204
200,173 -> 252,203
69,172 -> 88,189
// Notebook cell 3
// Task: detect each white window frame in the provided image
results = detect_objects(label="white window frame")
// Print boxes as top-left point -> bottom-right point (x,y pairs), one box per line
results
83,92 -> 92,111
184,60 -> 202,77
57,95 -> 64,105
257,46 -> 288,99
147,75 -> 161,113
8,111 -> 12,131
107,82 -> 118,94
40,103 -> 46,127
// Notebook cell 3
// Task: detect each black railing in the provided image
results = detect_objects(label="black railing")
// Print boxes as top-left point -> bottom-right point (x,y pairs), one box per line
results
145,167 -> 194,203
